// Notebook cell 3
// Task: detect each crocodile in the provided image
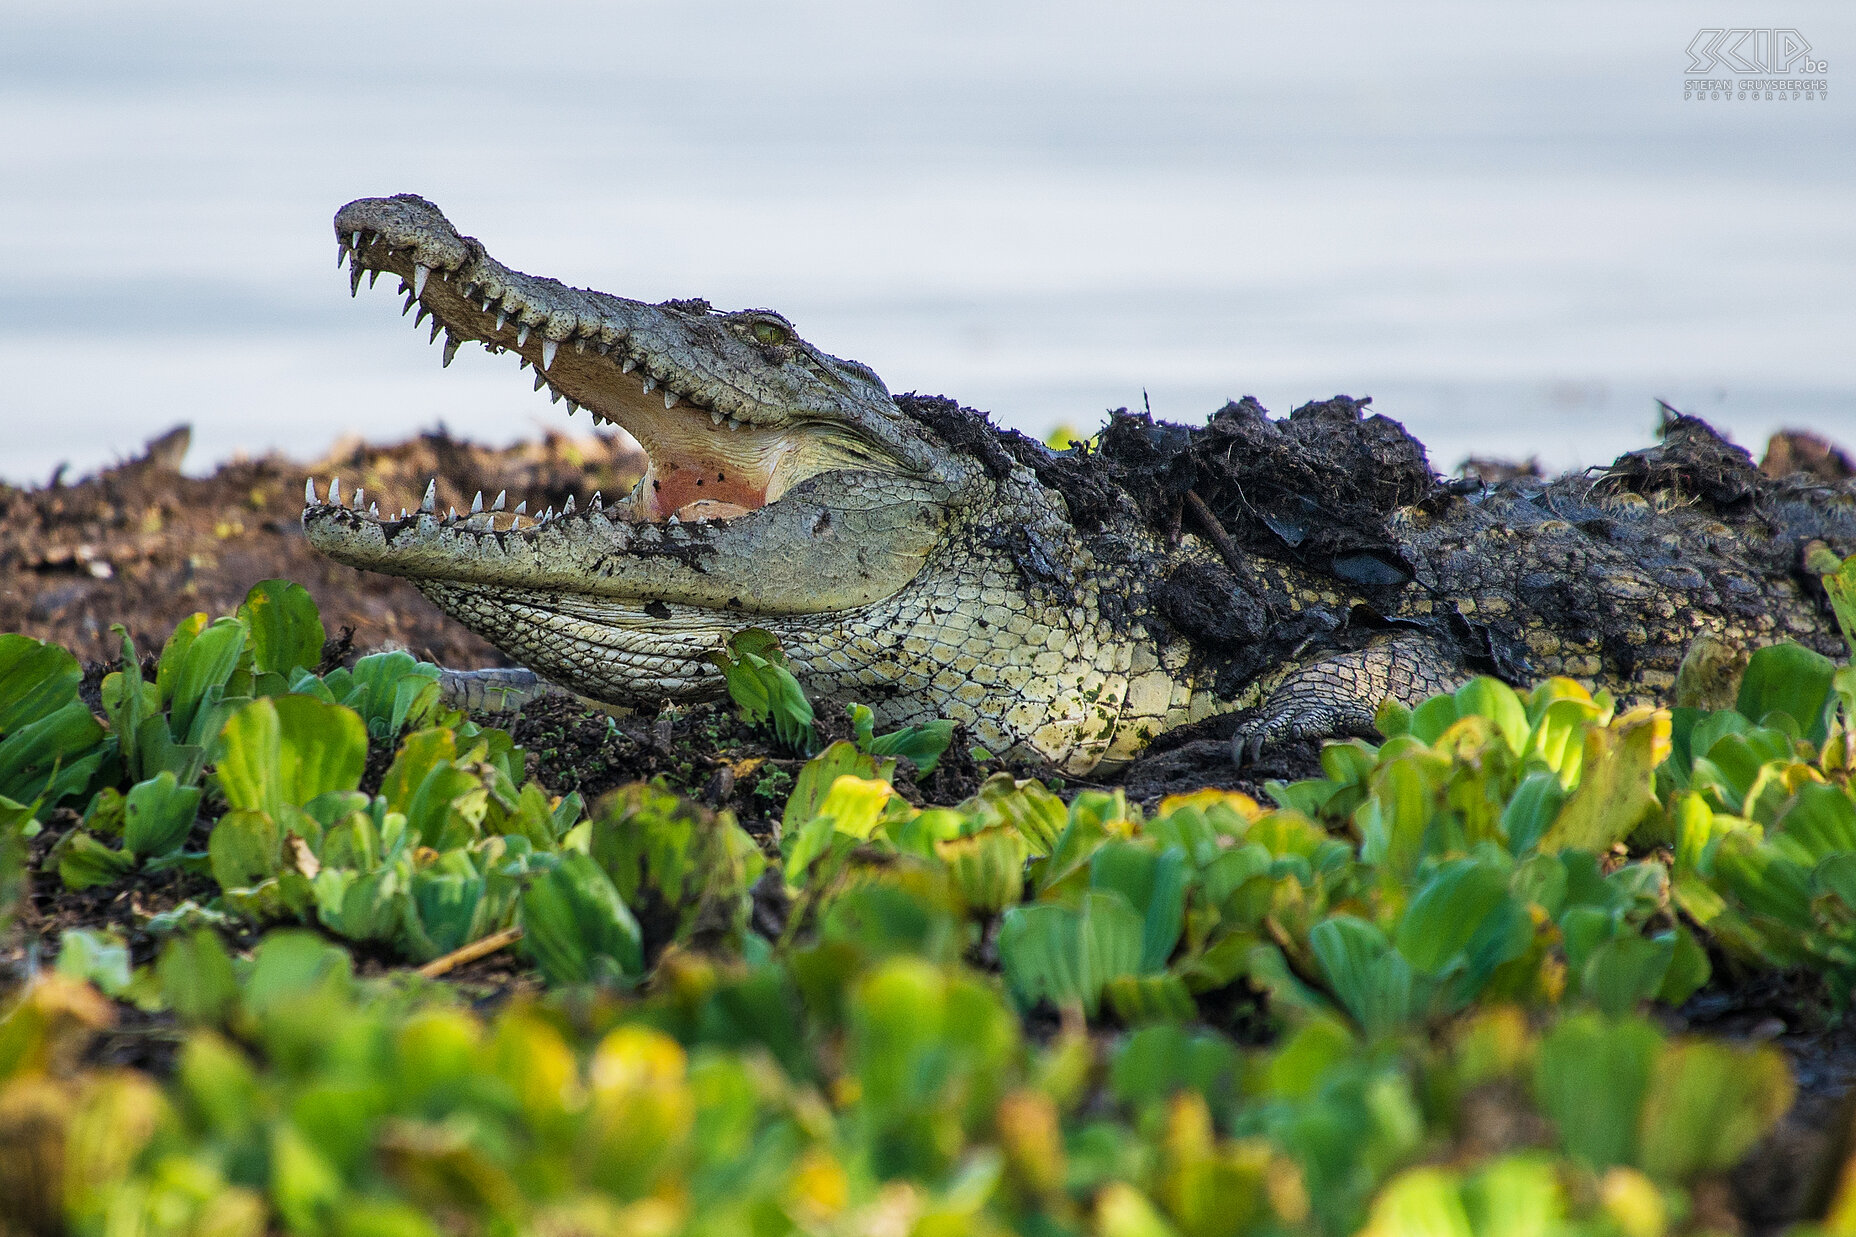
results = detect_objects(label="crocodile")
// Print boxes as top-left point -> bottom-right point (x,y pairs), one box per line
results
305,194 -> 1856,774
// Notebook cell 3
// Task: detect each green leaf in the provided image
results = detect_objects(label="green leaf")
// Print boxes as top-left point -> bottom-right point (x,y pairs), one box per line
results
710,629 -> 817,754
1581,934 -> 1675,1017
1453,677 -> 1530,755
965,773 -> 1070,857
1500,770 -> 1566,856
869,718 -> 955,775
1310,915 -> 1420,1037
1533,1013 -> 1660,1169
934,826 -> 1030,913
167,617 -> 249,743
1103,973 -> 1198,1024
328,651 -> 446,738
1736,642 -> 1835,744
0,700 -> 106,807
208,809 -> 282,892
0,633 -> 84,736
519,851 -> 643,984
238,579 -> 327,679
214,695 -> 367,819
1637,1039 -> 1793,1179
1540,709 -> 1669,852
590,783 -> 762,950
1088,842 -> 1190,972
998,890 -> 1143,1015
1771,782 -> 1856,868
58,830 -> 135,890
1711,832 -> 1814,931
1110,1023 -> 1240,1105
157,929 -> 239,1024
121,771 -> 202,859
784,741 -> 882,837
1656,928 -> 1711,1006
1395,858 -> 1514,977
54,927 -> 133,996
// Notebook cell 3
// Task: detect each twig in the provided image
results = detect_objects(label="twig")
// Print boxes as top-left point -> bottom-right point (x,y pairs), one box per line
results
416,926 -> 524,978
1183,488 -> 1249,575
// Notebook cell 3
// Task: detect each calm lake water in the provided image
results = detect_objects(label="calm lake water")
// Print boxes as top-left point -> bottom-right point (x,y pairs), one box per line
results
3,1 -> 1851,483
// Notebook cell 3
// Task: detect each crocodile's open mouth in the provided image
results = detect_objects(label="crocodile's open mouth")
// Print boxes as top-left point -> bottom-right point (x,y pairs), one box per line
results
304,195 -> 946,628
314,195 -> 920,535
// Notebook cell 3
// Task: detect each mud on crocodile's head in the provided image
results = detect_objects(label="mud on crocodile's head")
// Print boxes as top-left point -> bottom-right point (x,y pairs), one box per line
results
304,194 -> 988,707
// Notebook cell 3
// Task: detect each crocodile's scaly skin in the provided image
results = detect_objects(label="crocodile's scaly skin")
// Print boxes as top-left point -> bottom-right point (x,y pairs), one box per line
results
307,195 -> 1856,773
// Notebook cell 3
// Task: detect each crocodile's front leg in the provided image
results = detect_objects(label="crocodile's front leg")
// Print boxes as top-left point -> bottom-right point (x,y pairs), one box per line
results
1231,630 -> 1466,764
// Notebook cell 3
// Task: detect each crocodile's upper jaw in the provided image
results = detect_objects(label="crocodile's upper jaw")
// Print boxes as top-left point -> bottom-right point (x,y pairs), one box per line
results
324,194 -> 932,522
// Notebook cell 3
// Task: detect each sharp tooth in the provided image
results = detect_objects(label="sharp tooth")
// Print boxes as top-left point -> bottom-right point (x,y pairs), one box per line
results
596,341 -> 611,355
349,264 -> 363,296
665,391 -> 679,409
519,357 -> 530,371
401,293 -> 416,316
666,513 -> 680,525
711,411 -> 724,426
337,241 -> 348,268
510,514 -> 522,529
563,495 -> 576,514
400,508 -> 408,519
642,376 -> 656,394
350,231 -> 362,250
534,371 -> 547,392
495,311 -> 507,331
591,491 -> 603,510
413,264 -> 430,296
621,358 -> 636,373
447,506 -> 457,520
367,269 -> 381,289
517,325 -> 530,346
443,333 -> 462,366
727,418 -> 742,431
514,501 -> 528,515
574,338 -> 585,353
471,491 -> 484,513
421,478 -> 437,512
542,339 -> 558,370
369,502 -> 379,517
429,319 -> 443,343
550,389 -> 562,404
414,304 -> 431,327
329,477 -> 342,505
542,506 -> 555,521
492,490 -> 507,511
305,478 -> 317,504
566,399 -> 579,415
352,487 -> 364,509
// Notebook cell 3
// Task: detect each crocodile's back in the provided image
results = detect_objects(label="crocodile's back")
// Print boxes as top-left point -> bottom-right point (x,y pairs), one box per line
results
1391,448 -> 1856,696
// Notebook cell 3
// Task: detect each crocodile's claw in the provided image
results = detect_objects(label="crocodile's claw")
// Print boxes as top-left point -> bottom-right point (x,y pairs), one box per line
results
1230,633 -> 1466,767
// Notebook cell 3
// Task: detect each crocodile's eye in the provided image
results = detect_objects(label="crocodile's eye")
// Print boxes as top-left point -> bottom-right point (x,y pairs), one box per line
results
749,320 -> 789,348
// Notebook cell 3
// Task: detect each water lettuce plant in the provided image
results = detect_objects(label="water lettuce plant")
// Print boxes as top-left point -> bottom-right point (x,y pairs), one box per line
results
7,557 -> 1856,1234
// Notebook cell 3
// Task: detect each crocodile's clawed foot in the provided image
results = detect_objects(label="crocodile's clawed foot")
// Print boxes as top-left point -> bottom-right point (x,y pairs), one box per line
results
1230,701 -> 1367,767
1229,633 -> 1467,768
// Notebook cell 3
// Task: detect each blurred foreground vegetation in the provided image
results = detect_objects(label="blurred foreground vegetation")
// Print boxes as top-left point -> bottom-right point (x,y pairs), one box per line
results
8,558 -> 1856,1234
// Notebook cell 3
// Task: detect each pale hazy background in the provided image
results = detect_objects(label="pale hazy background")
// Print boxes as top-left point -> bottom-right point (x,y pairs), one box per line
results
3,1 -> 1851,483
